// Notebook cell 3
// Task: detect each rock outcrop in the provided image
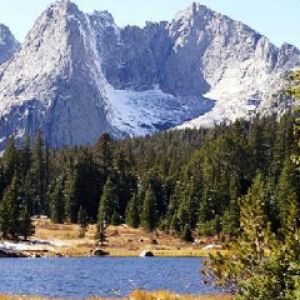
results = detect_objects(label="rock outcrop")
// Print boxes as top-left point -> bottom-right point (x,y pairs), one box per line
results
93,248 -> 109,256
0,24 -> 19,65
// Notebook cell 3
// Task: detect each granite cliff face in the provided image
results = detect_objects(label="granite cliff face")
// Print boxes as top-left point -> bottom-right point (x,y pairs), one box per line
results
0,24 -> 19,65
0,0 -> 299,148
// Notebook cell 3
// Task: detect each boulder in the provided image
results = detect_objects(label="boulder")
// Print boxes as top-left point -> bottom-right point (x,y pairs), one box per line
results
139,250 -> 154,257
93,248 -> 109,256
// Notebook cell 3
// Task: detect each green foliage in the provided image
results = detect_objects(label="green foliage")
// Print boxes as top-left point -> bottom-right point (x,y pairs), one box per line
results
0,175 -> 20,239
97,177 -> 119,225
275,157 -> 299,239
0,175 -> 34,240
197,217 -> 221,237
141,187 -> 158,231
64,173 -> 78,223
30,132 -> 49,215
0,112 -> 298,251
289,70 -> 300,167
221,199 -> 240,237
125,193 -> 140,228
204,172 -> 300,299
18,205 -> 35,240
50,177 -> 65,224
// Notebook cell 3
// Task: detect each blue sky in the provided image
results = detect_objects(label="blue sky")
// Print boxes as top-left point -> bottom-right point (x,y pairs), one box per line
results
0,0 -> 299,48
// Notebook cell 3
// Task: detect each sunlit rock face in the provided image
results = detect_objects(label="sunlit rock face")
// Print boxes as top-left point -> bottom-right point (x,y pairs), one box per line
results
0,0 -> 299,149
0,24 -> 19,64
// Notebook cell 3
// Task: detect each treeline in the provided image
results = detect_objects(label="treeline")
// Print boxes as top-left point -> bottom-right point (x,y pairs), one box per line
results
0,111 -> 299,241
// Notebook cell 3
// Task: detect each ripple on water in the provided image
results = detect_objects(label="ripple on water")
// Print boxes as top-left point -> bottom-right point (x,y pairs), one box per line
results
0,257 -> 219,298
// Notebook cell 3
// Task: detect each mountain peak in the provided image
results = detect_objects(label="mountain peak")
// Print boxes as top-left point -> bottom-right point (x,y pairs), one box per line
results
50,0 -> 72,9
89,10 -> 117,29
175,2 -> 212,20
44,0 -> 80,17
0,23 -> 19,64
0,23 -> 10,34
0,2 -> 299,149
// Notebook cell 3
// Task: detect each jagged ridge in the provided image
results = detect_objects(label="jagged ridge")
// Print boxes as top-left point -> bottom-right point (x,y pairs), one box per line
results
0,24 -> 19,64
0,0 -> 299,149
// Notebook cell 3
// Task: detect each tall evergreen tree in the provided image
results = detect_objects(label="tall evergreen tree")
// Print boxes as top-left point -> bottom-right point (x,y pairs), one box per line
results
30,132 -> 48,215
97,177 -> 119,225
64,173 -> 79,223
18,205 -> 35,240
141,187 -> 158,231
50,177 -> 65,224
94,133 -> 113,177
2,136 -> 17,188
0,175 -> 20,239
125,193 -> 140,228
275,157 -> 299,238
239,172 -> 272,258
114,150 -> 137,217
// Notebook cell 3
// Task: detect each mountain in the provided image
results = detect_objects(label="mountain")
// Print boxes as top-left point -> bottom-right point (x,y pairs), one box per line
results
0,24 -> 19,64
0,0 -> 299,148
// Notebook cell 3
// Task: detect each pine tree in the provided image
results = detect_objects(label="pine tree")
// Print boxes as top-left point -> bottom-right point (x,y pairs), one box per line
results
141,188 -> 158,231
50,177 -> 65,224
2,136 -> 17,188
0,162 -> 5,199
290,70 -> 300,167
114,150 -> 137,217
0,192 -> 11,238
0,175 -> 20,239
239,172 -> 272,258
203,172 -> 276,295
73,149 -> 103,223
111,209 -> 121,226
125,193 -> 140,228
64,173 -> 79,223
222,196 -> 240,237
30,132 -> 47,215
94,133 -> 113,177
98,177 -> 119,225
271,113 -> 295,186
275,157 -> 299,239
18,205 -> 35,240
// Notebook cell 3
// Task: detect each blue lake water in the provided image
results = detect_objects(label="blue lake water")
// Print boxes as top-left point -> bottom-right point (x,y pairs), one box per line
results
0,257 -> 218,298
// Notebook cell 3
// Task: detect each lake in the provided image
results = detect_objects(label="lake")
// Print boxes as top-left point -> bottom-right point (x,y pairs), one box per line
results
0,257 -> 218,298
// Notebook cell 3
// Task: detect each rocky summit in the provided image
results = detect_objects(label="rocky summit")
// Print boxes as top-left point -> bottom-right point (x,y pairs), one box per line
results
0,0 -> 299,148
0,24 -> 19,65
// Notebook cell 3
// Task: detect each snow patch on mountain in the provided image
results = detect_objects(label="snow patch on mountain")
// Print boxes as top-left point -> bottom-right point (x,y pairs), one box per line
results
105,85 -> 213,136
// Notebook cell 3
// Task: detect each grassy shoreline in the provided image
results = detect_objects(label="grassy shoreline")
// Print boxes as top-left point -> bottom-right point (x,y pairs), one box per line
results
10,219 -> 224,258
56,247 -> 225,258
